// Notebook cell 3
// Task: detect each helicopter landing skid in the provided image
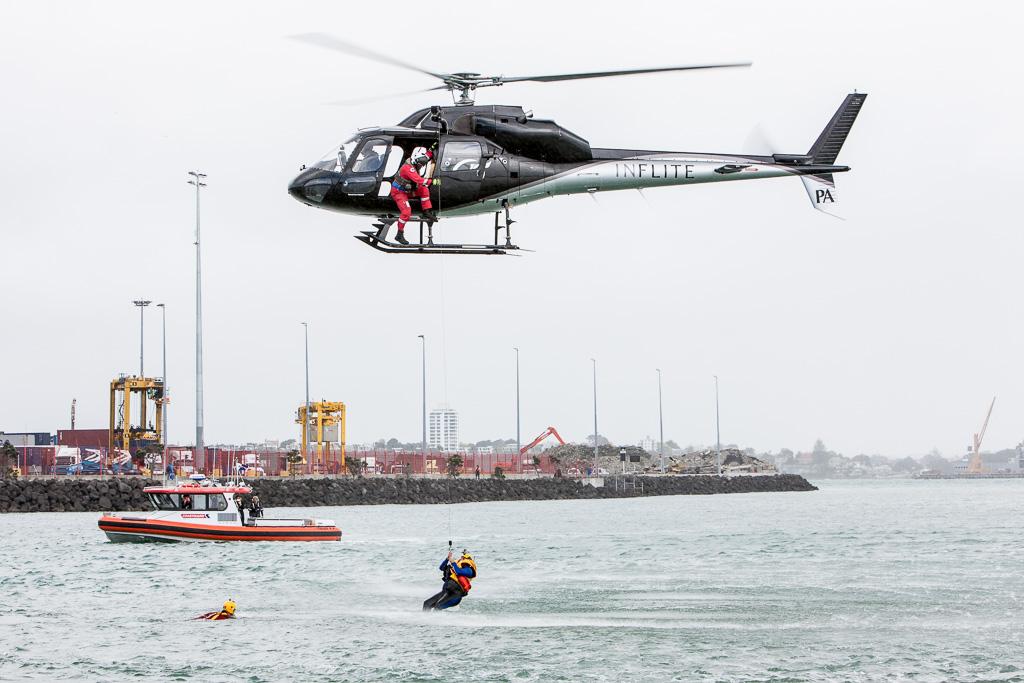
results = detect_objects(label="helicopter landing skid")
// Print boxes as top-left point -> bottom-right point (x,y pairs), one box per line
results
354,207 -> 523,255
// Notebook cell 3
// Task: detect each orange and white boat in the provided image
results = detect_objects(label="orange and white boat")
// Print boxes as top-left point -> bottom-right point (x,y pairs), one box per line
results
97,477 -> 341,542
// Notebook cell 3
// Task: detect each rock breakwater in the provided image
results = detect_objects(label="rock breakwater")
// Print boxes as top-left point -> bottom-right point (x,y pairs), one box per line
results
0,474 -> 816,513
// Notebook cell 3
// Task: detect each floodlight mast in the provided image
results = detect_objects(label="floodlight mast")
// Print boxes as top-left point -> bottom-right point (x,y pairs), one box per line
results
187,170 -> 207,465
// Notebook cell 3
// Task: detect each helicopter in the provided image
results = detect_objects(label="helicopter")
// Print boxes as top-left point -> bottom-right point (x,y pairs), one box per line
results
287,34 -> 867,255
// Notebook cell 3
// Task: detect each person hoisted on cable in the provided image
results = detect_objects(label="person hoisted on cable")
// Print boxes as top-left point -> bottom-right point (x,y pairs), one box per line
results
422,549 -> 477,611
390,145 -> 439,245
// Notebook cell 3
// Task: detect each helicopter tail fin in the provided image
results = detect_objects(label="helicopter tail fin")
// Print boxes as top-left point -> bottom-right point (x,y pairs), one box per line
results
807,92 -> 867,165
793,93 -> 866,218
800,173 -> 842,219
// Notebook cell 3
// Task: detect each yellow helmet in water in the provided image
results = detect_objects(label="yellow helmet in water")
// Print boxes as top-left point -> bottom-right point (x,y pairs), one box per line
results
223,599 -> 236,615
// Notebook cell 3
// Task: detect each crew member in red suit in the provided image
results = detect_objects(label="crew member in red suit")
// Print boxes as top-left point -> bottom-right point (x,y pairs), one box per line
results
390,146 -> 438,245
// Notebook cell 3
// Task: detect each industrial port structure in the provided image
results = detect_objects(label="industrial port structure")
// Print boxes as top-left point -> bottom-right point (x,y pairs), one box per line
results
108,374 -> 165,467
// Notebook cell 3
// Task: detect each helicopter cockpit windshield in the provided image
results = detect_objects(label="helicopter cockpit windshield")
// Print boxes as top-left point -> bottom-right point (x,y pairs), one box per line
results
312,137 -> 361,173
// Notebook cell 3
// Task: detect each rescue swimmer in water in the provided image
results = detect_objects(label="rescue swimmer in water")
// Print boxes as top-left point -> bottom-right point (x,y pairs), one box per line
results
194,599 -> 236,620
423,549 -> 477,611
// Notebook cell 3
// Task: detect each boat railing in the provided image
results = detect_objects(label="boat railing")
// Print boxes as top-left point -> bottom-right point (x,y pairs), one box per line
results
250,517 -> 320,527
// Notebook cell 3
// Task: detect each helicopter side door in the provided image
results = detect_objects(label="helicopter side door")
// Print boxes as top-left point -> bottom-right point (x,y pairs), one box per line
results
435,139 -> 483,211
339,136 -> 395,197
479,143 -> 512,207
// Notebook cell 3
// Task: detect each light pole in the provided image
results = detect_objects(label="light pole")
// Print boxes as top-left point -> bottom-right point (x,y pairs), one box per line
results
714,375 -> 721,476
418,335 -> 426,459
591,358 -> 598,476
132,300 -> 151,376
157,303 -> 167,478
302,322 -> 310,470
187,170 -> 207,467
514,347 -> 521,473
657,368 -> 665,474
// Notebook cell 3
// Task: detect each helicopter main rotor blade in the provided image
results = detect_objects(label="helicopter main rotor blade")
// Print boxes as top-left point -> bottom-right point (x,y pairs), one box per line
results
501,62 -> 751,84
291,32 -> 449,81
327,85 -> 449,106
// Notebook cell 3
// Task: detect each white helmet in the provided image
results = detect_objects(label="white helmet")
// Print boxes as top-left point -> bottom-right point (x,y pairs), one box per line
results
410,146 -> 431,165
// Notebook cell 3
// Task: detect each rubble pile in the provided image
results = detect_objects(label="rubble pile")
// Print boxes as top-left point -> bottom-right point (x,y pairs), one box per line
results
545,444 -> 776,475
545,443 -> 653,473
663,448 -> 777,474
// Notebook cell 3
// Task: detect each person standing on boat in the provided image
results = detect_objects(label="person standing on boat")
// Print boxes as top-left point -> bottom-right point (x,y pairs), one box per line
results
422,550 -> 477,611
250,495 -> 263,519
235,495 -> 248,525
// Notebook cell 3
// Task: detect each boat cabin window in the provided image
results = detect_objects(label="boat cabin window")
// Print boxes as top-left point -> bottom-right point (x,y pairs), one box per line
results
150,493 -> 179,510
148,492 -> 227,511
350,138 -> 389,173
441,141 -> 481,173
188,494 -> 227,511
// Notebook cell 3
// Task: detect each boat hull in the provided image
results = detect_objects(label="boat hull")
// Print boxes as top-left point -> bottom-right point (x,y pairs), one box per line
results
98,515 -> 342,542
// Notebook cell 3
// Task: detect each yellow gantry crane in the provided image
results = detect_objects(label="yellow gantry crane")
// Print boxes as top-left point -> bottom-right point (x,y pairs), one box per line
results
109,374 -> 165,465
967,396 -> 996,474
296,400 -> 346,473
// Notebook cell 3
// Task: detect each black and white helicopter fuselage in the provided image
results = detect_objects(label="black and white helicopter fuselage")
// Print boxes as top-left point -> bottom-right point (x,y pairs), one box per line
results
288,97 -> 864,254
285,34 -> 866,254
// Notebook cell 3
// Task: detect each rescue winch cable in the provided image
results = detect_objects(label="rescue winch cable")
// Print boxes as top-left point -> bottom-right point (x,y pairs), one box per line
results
446,469 -> 453,547
439,255 -> 450,410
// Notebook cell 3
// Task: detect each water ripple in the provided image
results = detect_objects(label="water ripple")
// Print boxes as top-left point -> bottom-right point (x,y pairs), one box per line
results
0,479 -> 1022,680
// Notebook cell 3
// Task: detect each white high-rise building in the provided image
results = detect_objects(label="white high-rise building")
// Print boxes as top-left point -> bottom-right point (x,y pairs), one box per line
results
639,436 -> 659,454
428,408 -> 459,452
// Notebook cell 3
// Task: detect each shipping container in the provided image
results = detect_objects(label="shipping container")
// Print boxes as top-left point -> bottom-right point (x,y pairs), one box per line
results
57,429 -> 109,449
0,432 -> 52,446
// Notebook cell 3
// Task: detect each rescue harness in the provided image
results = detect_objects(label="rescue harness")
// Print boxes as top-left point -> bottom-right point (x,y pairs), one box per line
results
447,556 -> 477,593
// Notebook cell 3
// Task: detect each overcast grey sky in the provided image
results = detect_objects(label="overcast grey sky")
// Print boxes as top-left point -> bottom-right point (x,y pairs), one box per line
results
1,1 -> 1022,457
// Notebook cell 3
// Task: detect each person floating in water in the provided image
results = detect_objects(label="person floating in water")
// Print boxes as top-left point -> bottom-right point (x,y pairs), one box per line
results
195,599 -> 236,620
423,550 -> 477,611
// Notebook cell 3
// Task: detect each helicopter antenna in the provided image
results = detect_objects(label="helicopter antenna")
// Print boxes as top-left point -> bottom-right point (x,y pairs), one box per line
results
291,33 -> 750,107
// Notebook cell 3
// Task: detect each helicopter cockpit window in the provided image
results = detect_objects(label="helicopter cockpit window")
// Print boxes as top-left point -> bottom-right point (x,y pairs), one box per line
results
350,139 -> 389,173
441,141 -> 482,173
312,137 -> 360,172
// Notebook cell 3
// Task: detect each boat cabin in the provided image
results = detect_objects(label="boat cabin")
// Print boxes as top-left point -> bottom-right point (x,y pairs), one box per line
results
101,479 -> 340,542
144,484 -> 250,512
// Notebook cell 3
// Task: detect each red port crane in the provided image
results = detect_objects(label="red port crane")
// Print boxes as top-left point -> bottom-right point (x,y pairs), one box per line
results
520,426 -> 565,456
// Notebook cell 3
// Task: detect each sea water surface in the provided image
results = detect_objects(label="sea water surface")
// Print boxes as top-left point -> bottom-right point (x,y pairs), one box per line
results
1,479 -> 1022,682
